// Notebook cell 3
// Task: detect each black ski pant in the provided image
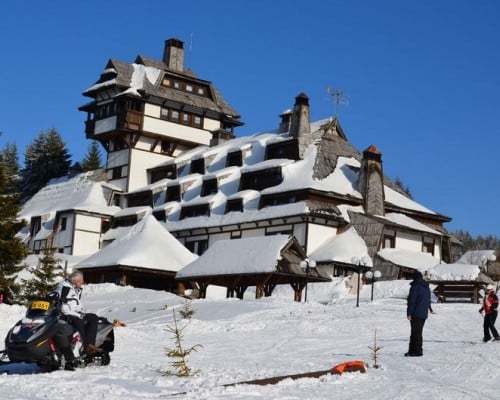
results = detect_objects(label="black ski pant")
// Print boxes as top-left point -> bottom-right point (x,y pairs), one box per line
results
483,310 -> 499,340
70,313 -> 99,348
409,317 -> 426,355
50,322 -> 74,362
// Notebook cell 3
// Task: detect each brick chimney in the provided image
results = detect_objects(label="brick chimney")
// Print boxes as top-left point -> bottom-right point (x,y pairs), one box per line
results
163,38 -> 184,72
357,145 -> 385,216
289,93 -> 311,139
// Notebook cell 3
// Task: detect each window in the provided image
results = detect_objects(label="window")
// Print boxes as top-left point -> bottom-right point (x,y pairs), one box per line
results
193,115 -> 202,128
185,239 -> 208,256
171,110 -> 179,122
166,185 -> 181,202
422,237 -> 435,255
30,216 -> 42,237
190,158 -> 205,174
150,164 -> 177,183
127,191 -> 152,207
239,167 -> 283,191
161,75 -> 209,98
180,204 -> 210,219
226,151 -> 242,167
259,194 -> 297,208
225,199 -> 243,213
382,229 -> 396,249
265,139 -> 300,161
110,137 -> 127,151
160,107 -> 203,128
200,178 -> 218,197
60,217 -> 67,231
161,140 -> 172,154
111,167 -> 123,180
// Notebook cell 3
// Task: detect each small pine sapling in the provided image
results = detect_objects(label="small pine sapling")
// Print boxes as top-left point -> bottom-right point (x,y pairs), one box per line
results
178,299 -> 195,319
163,309 -> 202,377
368,328 -> 383,368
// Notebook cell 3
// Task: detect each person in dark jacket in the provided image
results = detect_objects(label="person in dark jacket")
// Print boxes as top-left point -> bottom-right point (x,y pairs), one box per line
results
406,270 -> 431,357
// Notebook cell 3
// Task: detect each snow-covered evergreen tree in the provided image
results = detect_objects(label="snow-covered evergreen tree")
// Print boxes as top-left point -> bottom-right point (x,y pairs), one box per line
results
20,128 -> 72,201
0,158 -> 27,304
82,140 -> 102,171
22,248 -> 64,305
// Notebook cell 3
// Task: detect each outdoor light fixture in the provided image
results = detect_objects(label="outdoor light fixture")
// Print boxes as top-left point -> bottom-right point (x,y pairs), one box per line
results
351,256 -> 370,307
300,258 -> 316,302
365,270 -> 382,301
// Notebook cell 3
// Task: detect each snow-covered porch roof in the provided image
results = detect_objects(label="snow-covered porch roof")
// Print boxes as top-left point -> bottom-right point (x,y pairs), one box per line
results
176,235 -> 330,301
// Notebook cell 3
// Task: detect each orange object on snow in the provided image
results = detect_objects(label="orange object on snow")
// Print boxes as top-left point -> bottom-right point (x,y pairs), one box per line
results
330,360 -> 366,375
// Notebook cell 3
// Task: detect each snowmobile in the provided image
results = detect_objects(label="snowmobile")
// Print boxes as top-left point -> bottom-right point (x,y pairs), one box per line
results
1,293 -> 114,372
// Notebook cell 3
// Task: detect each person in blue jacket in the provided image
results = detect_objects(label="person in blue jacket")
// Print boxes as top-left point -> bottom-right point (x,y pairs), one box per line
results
406,270 -> 431,357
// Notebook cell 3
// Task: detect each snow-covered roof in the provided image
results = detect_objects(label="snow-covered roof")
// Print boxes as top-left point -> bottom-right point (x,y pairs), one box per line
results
77,215 -> 197,272
377,248 -> 441,272
18,172 -> 119,221
176,235 -> 291,278
378,213 -> 442,235
457,250 -> 496,266
426,263 -> 482,281
310,227 -> 372,266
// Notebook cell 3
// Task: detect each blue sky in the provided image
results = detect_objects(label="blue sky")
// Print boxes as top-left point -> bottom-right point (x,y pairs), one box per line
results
1,0 -> 499,237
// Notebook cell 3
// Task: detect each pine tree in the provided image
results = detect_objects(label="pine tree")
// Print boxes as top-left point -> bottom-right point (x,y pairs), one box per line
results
0,159 -> 27,304
0,142 -> 20,194
82,141 -> 102,171
20,128 -> 72,201
21,248 -> 64,305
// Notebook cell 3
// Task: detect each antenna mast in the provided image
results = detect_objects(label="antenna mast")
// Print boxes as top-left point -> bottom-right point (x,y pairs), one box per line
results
326,87 -> 347,120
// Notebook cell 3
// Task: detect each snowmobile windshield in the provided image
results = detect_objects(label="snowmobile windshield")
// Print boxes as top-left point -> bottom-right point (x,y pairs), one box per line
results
26,300 -> 56,318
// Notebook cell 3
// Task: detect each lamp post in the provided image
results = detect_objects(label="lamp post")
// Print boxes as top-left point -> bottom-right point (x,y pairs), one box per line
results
351,256 -> 370,307
364,270 -> 382,301
300,258 -> 316,302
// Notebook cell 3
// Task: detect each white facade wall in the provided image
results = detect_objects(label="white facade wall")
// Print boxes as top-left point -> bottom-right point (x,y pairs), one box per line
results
128,147 -> 171,191
72,214 -> 105,255
52,213 -> 75,251
396,231 -> 422,252
142,116 -> 213,146
305,224 -> 338,254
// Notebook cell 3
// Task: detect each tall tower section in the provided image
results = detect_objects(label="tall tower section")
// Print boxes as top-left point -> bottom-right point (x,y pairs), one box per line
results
79,38 -> 243,192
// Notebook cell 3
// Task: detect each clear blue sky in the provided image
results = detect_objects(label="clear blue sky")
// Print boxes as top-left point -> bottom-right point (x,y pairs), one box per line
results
1,0 -> 499,237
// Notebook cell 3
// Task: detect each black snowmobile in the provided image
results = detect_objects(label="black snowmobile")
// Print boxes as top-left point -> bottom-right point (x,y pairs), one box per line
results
1,293 -> 114,372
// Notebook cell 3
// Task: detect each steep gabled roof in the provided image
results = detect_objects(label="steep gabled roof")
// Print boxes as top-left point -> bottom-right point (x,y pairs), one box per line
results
78,215 -> 197,272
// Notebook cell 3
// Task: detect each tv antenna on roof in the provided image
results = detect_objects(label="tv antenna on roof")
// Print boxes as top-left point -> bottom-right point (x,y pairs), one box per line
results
326,87 -> 348,120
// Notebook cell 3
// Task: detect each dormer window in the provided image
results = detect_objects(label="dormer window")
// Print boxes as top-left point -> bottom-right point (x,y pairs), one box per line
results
161,74 -> 210,98
239,167 -> 283,191
190,158 -> 205,174
180,204 -> 210,220
127,191 -> 152,207
226,150 -> 242,167
265,139 -> 299,161
166,185 -> 181,202
200,178 -> 218,197
225,198 -> 243,213
150,164 -> 177,183
259,193 -> 297,208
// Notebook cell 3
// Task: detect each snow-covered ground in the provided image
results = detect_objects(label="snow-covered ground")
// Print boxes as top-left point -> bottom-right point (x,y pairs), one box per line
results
1,279 -> 498,399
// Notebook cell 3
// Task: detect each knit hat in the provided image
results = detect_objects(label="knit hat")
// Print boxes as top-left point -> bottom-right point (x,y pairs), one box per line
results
412,270 -> 423,280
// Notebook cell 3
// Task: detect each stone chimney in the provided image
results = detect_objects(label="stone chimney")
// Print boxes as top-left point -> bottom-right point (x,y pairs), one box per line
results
357,145 -> 385,216
278,109 -> 293,133
289,92 -> 311,139
163,38 -> 184,72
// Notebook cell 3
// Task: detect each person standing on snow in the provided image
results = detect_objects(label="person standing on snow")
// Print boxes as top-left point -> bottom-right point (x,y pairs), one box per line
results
406,270 -> 431,357
479,284 -> 500,342
56,270 -> 102,355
